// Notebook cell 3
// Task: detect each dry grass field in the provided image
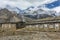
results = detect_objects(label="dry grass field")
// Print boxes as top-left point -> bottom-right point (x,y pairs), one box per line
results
0,32 -> 60,40
0,27 -> 60,40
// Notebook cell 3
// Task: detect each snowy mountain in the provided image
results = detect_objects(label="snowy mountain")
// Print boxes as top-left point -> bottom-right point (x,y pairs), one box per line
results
23,6 -> 57,19
1,4 -> 59,19
0,0 -> 60,18
0,0 -> 60,13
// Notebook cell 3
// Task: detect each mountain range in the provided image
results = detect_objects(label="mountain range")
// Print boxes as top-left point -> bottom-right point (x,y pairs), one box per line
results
0,5 -> 60,19
0,0 -> 60,19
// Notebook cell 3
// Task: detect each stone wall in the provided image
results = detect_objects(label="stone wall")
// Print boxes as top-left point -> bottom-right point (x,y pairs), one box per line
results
26,23 -> 60,31
1,24 -> 16,31
0,23 -> 60,32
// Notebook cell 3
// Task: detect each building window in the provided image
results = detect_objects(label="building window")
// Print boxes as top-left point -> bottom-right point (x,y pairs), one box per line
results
40,24 -> 43,28
44,24 -> 48,27
55,23 -> 59,30
49,24 -> 54,28
55,24 -> 59,27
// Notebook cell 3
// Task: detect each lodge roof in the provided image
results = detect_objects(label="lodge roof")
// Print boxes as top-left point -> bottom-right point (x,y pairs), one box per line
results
0,8 -> 60,24
0,8 -> 24,23
25,17 -> 60,24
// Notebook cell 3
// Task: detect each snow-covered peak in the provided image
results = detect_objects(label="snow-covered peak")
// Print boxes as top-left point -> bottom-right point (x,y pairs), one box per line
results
0,0 -> 60,14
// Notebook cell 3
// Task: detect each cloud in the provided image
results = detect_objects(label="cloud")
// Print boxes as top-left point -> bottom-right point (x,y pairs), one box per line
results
0,0 -> 57,10
45,0 -> 60,12
52,6 -> 60,12
0,0 -> 32,9
26,0 -> 57,6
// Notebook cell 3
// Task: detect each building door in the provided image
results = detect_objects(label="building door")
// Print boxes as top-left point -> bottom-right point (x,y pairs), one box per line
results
16,23 -> 25,29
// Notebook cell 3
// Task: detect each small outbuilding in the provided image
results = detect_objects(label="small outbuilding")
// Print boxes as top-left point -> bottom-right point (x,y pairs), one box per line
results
0,16 -> 25,31
0,8 -> 25,31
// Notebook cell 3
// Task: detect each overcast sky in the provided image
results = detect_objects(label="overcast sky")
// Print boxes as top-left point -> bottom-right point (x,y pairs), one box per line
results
0,0 -> 57,9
